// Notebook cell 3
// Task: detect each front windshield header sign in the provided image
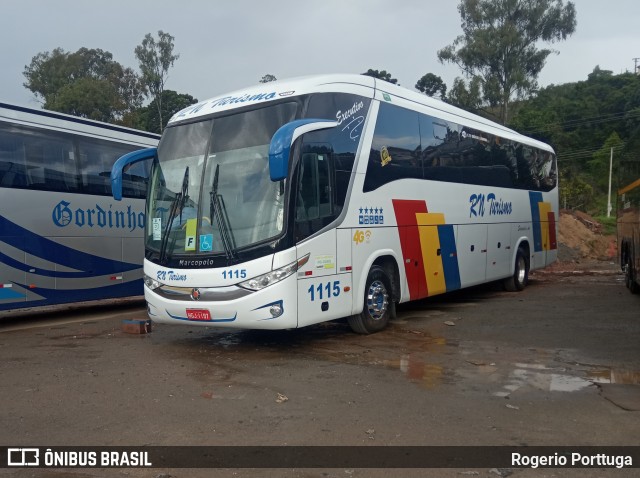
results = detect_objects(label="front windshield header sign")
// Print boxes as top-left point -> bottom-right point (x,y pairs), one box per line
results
169,90 -> 281,124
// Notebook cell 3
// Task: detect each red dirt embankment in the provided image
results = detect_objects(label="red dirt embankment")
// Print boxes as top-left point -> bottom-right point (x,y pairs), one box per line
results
543,210 -> 617,274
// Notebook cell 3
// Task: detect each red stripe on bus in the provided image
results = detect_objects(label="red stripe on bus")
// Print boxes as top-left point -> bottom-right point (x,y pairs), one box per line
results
392,199 -> 428,301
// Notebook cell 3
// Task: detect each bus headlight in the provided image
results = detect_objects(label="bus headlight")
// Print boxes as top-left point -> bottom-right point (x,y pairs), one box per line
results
144,274 -> 161,290
239,254 -> 309,291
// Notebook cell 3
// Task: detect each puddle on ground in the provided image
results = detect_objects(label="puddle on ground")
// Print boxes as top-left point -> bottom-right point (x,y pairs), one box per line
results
492,362 -> 640,397
166,322 -> 640,398
588,369 -> 640,385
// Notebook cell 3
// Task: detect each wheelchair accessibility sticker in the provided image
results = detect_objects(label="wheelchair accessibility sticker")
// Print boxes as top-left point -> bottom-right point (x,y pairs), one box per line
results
200,234 -> 213,252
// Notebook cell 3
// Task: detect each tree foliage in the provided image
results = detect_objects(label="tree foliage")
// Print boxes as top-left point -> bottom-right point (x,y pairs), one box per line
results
135,31 -> 180,132
128,90 -> 198,134
415,73 -> 447,99
447,77 -> 484,112
259,74 -> 277,83
438,0 -> 577,124
362,69 -> 398,84
23,47 -> 145,122
510,68 -> 640,213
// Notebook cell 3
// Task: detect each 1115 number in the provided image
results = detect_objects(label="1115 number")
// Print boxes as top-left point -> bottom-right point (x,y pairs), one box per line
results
308,281 -> 341,301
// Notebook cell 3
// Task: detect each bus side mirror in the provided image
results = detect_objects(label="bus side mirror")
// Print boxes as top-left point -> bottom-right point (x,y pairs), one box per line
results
111,147 -> 157,201
268,119 -> 338,181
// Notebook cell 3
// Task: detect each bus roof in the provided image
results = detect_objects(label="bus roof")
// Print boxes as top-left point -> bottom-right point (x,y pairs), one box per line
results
0,102 -> 160,145
167,74 -> 553,153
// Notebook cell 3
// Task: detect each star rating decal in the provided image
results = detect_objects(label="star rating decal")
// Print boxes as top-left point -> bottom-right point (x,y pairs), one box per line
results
358,206 -> 385,225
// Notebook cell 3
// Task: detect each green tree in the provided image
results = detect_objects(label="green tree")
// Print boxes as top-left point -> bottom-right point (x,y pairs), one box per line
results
559,169 -> 593,211
362,69 -> 398,84
438,0 -> 577,124
415,73 -> 447,99
23,47 -> 145,122
259,74 -> 277,83
128,90 -> 198,134
510,68 -> 640,214
447,77 -> 483,112
135,31 -> 180,133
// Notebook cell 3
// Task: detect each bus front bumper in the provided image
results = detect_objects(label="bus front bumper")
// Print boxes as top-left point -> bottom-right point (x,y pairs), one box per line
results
143,274 -> 298,329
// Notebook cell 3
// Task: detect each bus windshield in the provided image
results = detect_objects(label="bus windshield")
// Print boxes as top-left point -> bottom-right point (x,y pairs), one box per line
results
146,102 -> 298,260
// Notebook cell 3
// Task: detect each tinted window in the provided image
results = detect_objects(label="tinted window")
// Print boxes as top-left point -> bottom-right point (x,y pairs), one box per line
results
211,102 -> 297,153
294,146 -> 336,242
515,145 -> 557,192
364,102 -> 421,192
421,114 -> 555,191
0,123 -> 78,192
0,121 -> 151,196
0,124 -> 29,188
305,93 -> 371,172
304,93 -> 373,217
78,138 -> 149,197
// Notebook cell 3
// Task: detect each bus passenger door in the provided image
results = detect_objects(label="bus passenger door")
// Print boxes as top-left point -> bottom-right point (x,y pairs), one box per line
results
486,223 -> 511,281
294,149 -> 352,327
456,224 -> 488,287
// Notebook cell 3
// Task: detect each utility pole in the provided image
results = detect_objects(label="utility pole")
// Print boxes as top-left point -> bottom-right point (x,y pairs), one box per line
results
634,57 -> 640,75
607,147 -> 613,217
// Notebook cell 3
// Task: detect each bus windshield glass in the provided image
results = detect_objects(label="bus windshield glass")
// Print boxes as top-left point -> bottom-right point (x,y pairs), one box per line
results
146,102 -> 298,259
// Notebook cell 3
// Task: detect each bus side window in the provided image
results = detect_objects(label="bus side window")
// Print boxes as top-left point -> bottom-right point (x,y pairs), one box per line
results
363,102 -> 421,192
295,150 -> 335,241
78,139 -> 149,197
21,129 -> 78,192
0,125 -> 28,188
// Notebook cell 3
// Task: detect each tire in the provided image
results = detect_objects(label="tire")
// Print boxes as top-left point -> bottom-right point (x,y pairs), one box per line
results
348,266 -> 395,334
625,255 -> 639,294
503,247 -> 529,292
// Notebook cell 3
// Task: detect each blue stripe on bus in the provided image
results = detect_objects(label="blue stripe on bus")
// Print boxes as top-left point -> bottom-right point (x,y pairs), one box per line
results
528,191 -> 544,252
437,224 -> 461,291
0,215 -> 139,276
0,279 -> 143,310
0,288 -> 25,300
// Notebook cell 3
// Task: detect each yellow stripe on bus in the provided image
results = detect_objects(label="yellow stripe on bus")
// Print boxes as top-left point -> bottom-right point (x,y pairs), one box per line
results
538,202 -> 552,251
416,213 -> 446,296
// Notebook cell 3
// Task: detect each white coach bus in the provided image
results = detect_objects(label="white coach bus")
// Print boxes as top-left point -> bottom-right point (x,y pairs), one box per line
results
0,102 -> 159,312
111,74 -> 558,334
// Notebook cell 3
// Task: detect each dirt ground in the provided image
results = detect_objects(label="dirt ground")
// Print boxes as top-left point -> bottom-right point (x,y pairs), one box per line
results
549,210 -> 618,272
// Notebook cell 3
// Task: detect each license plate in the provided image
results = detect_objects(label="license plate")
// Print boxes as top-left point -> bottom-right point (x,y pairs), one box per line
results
186,309 -> 211,321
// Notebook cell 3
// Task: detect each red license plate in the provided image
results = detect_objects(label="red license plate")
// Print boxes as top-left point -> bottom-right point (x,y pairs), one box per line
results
186,309 -> 212,321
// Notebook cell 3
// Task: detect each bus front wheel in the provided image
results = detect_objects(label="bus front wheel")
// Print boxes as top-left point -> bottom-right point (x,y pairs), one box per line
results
348,266 -> 395,334
504,248 -> 529,292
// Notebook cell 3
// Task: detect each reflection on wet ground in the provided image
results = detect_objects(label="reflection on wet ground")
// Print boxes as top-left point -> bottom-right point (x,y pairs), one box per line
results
167,313 -> 640,406
45,277 -> 619,412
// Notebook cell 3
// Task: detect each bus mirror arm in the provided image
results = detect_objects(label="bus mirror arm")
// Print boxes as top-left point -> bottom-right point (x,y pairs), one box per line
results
268,119 -> 338,181
111,147 -> 157,200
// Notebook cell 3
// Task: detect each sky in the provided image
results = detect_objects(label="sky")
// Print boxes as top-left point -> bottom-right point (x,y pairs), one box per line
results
3,0 -> 640,109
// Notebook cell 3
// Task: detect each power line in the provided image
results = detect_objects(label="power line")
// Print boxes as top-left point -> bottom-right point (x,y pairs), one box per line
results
557,144 -> 626,162
522,110 -> 640,135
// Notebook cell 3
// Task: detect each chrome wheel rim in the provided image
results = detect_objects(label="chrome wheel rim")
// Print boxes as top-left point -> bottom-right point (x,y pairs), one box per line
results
366,279 -> 388,320
516,256 -> 526,284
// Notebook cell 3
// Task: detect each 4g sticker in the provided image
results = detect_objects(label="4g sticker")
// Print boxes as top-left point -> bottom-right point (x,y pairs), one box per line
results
353,229 -> 372,245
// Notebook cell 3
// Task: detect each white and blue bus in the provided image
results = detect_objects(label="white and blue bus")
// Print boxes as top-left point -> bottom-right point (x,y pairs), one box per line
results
111,75 -> 558,334
0,103 -> 159,313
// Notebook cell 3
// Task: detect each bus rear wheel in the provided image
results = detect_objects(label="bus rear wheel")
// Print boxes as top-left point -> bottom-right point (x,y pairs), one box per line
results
504,247 -> 529,292
625,256 -> 639,294
348,266 -> 395,334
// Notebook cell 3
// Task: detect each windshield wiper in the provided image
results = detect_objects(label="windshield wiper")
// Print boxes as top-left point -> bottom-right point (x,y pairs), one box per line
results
209,164 -> 237,261
159,166 -> 189,264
